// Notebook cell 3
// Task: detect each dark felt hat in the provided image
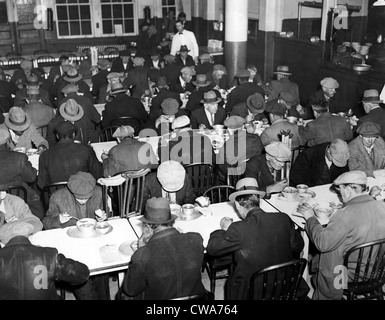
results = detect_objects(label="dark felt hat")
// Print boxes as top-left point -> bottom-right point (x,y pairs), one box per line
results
140,197 -> 177,225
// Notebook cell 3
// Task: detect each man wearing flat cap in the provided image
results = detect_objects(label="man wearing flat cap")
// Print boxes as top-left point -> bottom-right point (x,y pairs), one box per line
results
357,89 -> 385,140
299,100 -> 353,147
265,141 -> 292,174
190,90 -> 226,130
225,69 -> 265,114
290,138 -> 350,187
207,177 -> 307,300
307,77 -> 347,116
169,66 -> 196,94
121,197 -> 206,300
91,58 -> 111,104
10,59 -> 44,90
348,122 -> 385,177
207,64 -> 230,91
142,160 -> 196,210
123,57 -> 150,99
14,75 -> 52,109
101,82 -> 148,129
101,125 -> 158,178
297,170 -> 385,300
38,120 -> 103,189
260,101 -> 305,149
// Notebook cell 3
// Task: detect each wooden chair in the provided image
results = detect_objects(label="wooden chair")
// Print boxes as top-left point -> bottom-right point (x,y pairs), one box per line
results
7,185 -> 27,202
7,57 -> 25,67
249,258 -> 308,300
110,117 -> 142,137
99,169 -> 150,218
185,163 -> 214,197
98,125 -> 119,142
202,185 -> 235,297
41,182 -> 68,211
34,49 -> 50,56
343,238 -> 385,300
226,162 -> 246,188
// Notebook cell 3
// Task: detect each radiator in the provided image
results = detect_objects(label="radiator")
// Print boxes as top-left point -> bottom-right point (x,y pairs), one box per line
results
77,44 -> 127,53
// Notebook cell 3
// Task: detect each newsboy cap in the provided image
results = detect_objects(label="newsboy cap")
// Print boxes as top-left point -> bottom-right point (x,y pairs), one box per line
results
172,115 -> 190,130
161,98 -> 179,115
321,77 -> 339,89
157,160 -> 186,192
334,171 -> 367,186
356,122 -> 381,138
224,116 -> 245,129
67,171 -> 96,199
265,141 -> 291,162
329,139 -> 350,167
112,126 -> 135,138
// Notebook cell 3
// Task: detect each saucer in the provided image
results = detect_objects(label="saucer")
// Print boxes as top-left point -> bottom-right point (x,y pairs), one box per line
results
298,191 -> 316,199
277,194 -> 300,202
67,225 -> 113,238
119,241 -> 135,256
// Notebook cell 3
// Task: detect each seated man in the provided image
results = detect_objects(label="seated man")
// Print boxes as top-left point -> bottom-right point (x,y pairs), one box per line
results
168,66 -> 196,94
190,91 -> 226,130
0,234 -> 89,300
297,171 -> 385,300
158,115 -> 215,165
266,66 -> 299,103
307,77 -> 347,116
290,139 -> 350,187
122,57 -> 150,99
195,53 -> 213,76
0,184 -> 43,245
38,121 -> 103,189
14,75 -> 52,108
260,101 -> 304,149
1,106 -> 48,152
0,129 -> 44,220
299,101 -> 353,147
265,141 -> 292,180
207,178 -> 306,300
174,45 -> 196,68
102,126 -> 158,178
91,58 -> 111,104
207,64 -> 229,91
230,92 -> 268,123
348,122 -> 385,177
120,197 -> 206,300
143,160 -> 196,208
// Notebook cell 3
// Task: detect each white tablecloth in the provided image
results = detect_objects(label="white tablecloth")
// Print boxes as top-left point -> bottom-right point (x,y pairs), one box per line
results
90,141 -> 118,162
29,218 -> 137,276
28,153 -> 39,171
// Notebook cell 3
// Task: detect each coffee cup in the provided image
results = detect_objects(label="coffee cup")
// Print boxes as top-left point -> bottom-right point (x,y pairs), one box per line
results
296,184 -> 309,194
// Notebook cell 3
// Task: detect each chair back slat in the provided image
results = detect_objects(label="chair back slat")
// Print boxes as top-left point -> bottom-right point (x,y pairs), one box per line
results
185,163 -> 213,197
7,185 -> 27,202
41,182 -> 68,211
203,185 -> 235,204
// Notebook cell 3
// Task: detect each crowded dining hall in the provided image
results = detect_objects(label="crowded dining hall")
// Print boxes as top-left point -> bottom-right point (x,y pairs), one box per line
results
1,0 -> 385,302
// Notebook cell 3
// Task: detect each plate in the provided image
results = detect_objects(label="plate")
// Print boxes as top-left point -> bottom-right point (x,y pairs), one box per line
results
277,194 -> 300,202
66,225 -> 113,238
298,191 -> 316,199
119,241 -> 135,256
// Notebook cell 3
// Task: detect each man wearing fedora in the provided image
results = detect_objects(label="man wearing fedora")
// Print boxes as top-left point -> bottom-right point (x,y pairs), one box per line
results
307,77 -> 347,117
101,125 -> 158,178
230,92 -> 268,123
297,170 -> 385,300
98,72 -> 124,104
123,57 -> 150,99
357,89 -> 385,140
145,48 -> 165,70
170,20 -> 199,64
38,121 -> 103,190
110,50 -> 134,74
47,55 -> 71,87
0,128 -> 45,220
169,66 -> 196,94
102,82 -> 147,130
10,59 -> 44,90
348,122 -> 385,177
91,58 -> 111,104
121,197 -> 206,300
186,74 -> 222,113
225,69 -> 266,114
175,45 -> 196,68
190,90 -> 226,130
14,75 -> 52,109
142,160 -> 196,210
267,65 -> 299,102
0,68 -> 18,113
206,177 -> 306,300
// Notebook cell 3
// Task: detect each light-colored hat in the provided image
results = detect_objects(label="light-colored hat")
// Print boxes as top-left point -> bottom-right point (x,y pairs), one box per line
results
163,54 -> 176,64
224,116 -> 245,129
213,64 -> 227,74
362,89 -> 383,104
201,91 -> 222,104
181,66 -> 196,76
0,128 -> 10,145
61,83 -> 79,94
107,72 -> 123,80
329,139 -> 350,167
140,198 -> 177,225
5,107 -> 31,132
265,141 -> 291,162
172,115 -> 190,130
157,160 -> 186,192
273,65 -> 292,76
67,171 -> 96,199
109,82 -> 127,95
246,93 -> 265,114
356,122 -> 381,138
63,67 -> 83,82
199,53 -> 211,61
59,99 -> 84,122
20,59 -> 33,70
229,177 -> 266,202
321,77 -> 339,89
133,57 -> 145,67
112,126 -> 135,138
161,98 -> 179,115
193,74 -> 211,87
333,171 -> 367,186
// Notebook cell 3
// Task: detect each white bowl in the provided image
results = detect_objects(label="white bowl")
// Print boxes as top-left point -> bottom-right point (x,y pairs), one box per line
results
76,218 -> 97,235
287,116 -> 298,124
96,221 -> 110,234
282,187 -> 299,201
314,204 -> 333,220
